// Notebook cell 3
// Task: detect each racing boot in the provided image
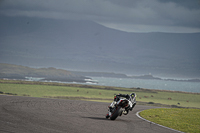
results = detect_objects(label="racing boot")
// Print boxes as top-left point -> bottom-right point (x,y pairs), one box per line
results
106,113 -> 110,119
130,103 -> 136,111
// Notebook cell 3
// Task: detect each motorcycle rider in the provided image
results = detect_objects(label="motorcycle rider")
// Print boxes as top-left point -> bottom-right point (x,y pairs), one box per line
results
106,93 -> 136,118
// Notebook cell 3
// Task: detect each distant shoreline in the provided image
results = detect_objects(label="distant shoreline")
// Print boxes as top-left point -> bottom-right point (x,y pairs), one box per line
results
1,63 -> 200,84
72,71 -> 200,82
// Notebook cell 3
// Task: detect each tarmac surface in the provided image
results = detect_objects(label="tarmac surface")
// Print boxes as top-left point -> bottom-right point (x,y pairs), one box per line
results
0,95 -> 180,133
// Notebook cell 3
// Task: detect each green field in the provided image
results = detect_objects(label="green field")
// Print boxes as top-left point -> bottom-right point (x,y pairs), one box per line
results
0,79 -> 199,108
140,108 -> 200,133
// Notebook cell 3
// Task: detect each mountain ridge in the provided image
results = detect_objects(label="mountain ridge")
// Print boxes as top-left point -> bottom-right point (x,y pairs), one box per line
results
0,16 -> 200,78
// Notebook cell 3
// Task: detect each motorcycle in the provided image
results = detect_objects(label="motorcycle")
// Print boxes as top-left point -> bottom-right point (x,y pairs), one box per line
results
106,97 -> 134,120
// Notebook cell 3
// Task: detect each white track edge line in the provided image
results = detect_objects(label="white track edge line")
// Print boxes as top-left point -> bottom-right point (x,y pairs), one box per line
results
136,110 -> 185,133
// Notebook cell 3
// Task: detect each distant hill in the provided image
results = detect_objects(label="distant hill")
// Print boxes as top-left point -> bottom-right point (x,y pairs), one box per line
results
0,16 -> 200,78
0,63 -> 89,82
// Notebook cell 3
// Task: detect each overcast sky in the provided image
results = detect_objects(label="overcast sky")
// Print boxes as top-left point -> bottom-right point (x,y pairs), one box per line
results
1,0 -> 200,33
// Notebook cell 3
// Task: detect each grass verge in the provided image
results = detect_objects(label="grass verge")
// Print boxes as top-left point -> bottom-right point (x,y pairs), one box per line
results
0,79 -> 200,108
140,108 -> 200,133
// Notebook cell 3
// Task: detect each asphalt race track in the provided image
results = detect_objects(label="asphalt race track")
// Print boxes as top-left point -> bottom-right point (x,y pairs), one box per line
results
0,95 -> 180,133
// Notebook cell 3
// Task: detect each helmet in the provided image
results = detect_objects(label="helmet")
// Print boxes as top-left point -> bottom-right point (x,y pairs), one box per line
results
130,93 -> 136,98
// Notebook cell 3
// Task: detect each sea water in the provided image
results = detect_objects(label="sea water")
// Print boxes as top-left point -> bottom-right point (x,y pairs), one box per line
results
88,77 -> 200,93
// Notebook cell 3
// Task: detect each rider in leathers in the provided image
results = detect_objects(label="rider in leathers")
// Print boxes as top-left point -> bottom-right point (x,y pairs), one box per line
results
106,93 -> 136,118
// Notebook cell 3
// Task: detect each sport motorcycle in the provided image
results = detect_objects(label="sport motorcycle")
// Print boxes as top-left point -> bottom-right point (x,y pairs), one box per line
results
106,97 -> 133,120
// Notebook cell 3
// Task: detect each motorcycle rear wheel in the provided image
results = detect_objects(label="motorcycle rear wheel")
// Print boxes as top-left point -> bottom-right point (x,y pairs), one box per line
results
110,107 -> 122,120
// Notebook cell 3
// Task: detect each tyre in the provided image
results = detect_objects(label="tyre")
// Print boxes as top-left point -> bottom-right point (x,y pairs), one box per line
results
110,107 -> 122,120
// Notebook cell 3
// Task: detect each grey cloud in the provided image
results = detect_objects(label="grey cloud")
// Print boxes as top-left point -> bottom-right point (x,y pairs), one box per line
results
0,0 -> 200,33
158,0 -> 200,9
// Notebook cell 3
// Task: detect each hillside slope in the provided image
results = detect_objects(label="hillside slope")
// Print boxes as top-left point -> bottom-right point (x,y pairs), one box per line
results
0,63 -> 88,82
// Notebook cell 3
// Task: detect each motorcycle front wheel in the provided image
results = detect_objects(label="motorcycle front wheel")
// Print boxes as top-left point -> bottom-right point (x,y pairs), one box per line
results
110,107 -> 122,120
